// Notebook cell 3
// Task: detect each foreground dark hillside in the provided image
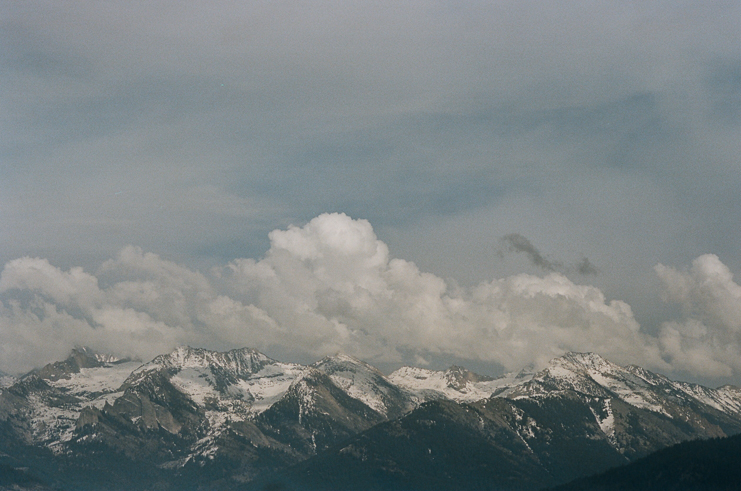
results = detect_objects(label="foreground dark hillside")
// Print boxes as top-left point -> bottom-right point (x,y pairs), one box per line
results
0,464 -> 52,491
551,432 -> 741,491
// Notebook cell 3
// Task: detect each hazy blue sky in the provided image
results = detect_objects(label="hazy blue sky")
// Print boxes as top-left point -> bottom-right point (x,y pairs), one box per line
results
1,1 -> 740,384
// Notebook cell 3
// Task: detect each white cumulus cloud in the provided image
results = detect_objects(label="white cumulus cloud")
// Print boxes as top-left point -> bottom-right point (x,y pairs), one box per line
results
656,254 -> 741,378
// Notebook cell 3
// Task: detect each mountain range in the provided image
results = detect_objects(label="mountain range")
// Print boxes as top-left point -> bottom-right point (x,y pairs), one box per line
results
1,347 -> 740,490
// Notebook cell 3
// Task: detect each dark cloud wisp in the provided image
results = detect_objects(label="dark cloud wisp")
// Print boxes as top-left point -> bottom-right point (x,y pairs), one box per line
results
501,234 -> 598,276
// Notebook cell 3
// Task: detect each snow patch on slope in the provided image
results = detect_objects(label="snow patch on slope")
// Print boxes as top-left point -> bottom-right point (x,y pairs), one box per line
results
672,382 -> 741,415
170,368 -> 221,406
590,399 -> 615,443
167,361 -> 305,416
238,363 -> 306,414
50,360 -> 141,396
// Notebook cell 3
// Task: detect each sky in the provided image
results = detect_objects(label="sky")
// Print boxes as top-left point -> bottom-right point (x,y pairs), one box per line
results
1,1 -> 740,386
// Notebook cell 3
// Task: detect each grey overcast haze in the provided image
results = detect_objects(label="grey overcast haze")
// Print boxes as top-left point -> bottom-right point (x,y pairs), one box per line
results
1,1 -> 741,386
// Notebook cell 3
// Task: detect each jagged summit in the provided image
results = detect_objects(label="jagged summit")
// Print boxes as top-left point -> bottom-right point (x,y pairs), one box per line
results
559,350 -> 614,367
514,363 -> 537,380
161,345 -> 274,372
314,352 -> 367,365
528,352 -> 622,385
507,351 -> 741,422
538,351 -> 625,377
312,352 -> 384,375
72,345 -> 126,364
31,346 -> 129,381
126,346 -> 276,385
509,352 -> 642,399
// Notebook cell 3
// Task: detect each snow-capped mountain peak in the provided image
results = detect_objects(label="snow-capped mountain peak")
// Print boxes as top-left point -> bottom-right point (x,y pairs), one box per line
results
29,346 -> 130,382
121,346 -> 305,417
312,353 -> 385,379
0,348 -> 142,447
556,351 -> 616,370
444,365 -> 496,391
507,352 -> 741,421
508,352 -> 658,404
312,353 -> 413,417
532,351 -> 628,385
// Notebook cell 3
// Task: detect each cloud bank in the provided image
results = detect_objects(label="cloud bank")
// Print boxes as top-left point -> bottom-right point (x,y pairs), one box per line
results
1,214 -> 739,384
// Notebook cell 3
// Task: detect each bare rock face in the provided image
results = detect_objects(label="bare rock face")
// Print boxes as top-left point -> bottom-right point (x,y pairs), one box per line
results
75,406 -> 103,431
444,365 -> 495,390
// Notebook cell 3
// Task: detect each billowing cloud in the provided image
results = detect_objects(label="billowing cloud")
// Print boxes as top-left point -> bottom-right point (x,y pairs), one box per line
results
655,254 -> 741,378
0,248 -> 277,370
1,213 -> 667,376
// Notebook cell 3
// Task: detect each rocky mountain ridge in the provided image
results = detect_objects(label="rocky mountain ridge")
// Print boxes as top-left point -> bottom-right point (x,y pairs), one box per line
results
1,347 -> 740,490
282,353 -> 741,490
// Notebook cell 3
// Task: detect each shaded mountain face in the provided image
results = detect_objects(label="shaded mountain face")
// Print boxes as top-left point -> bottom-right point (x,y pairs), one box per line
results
281,396 -> 628,491
1,348 -> 740,491
0,462 -> 56,491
